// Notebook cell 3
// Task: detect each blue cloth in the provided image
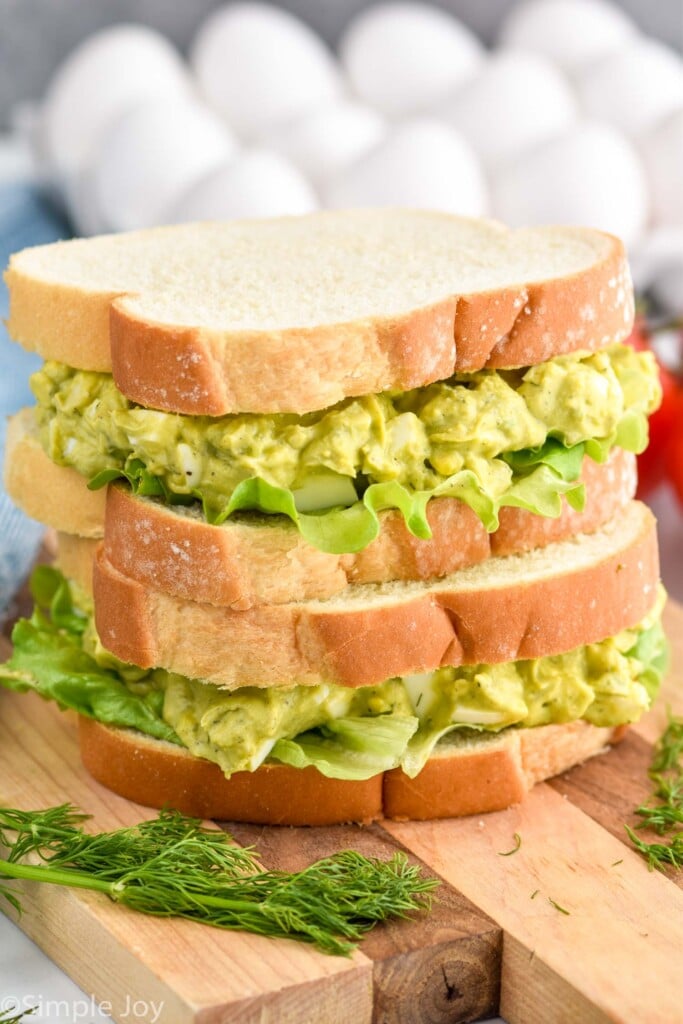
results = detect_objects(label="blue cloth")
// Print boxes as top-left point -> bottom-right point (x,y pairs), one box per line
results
0,183 -> 70,617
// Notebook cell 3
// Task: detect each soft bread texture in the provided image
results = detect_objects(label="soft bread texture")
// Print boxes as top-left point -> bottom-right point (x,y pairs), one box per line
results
6,410 -> 637,605
4,409 -> 105,538
92,501 -> 659,689
56,533 -> 99,593
79,716 -> 626,825
6,211 -> 634,415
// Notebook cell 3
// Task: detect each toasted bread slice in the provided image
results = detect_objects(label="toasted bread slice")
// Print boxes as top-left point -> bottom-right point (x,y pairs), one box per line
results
6,211 -> 633,415
79,716 -> 626,825
92,501 -> 659,689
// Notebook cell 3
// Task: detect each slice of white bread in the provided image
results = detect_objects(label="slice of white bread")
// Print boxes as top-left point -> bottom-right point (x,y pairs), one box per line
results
55,533 -> 99,591
79,716 -> 626,825
92,501 -> 659,690
6,408 -> 639,606
4,409 -> 105,538
102,448 -> 638,607
6,211 -> 634,415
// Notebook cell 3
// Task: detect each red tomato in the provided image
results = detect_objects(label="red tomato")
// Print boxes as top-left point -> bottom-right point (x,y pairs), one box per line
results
636,361 -> 679,498
626,316 -> 651,353
665,390 -> 683,506
625,317 -> 683,500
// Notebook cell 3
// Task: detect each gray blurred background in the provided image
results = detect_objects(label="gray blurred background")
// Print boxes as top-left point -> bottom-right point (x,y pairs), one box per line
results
1,0 -> 681,128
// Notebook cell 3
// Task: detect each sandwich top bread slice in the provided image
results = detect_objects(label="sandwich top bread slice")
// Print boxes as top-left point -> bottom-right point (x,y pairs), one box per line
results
5,211 -> 660,563
7,211 -> 634,415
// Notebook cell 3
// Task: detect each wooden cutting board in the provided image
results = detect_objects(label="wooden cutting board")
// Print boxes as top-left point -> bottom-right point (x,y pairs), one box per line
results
0,602 -> 681,1024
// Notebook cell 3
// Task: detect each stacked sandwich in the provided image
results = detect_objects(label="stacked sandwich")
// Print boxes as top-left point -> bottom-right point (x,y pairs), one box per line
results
1,210 -> 666,825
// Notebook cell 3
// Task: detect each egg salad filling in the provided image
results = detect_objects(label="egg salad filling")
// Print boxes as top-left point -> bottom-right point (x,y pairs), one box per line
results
0,568 -> 668,782
30,343 -> 660,554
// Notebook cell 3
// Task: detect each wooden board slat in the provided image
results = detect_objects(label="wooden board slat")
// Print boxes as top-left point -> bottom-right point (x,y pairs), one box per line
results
1,600 -> 681,1023
549,730 -> 683,886
383,600 -> 683,1024
230,823 -> 501,1023
0,689 -> 373,1024
0,642 -> 501,1024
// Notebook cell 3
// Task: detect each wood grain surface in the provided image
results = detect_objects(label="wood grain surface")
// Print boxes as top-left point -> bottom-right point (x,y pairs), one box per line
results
0,601 -> 681,1024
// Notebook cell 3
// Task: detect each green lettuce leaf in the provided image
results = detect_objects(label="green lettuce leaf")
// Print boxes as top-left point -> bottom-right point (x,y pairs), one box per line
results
502,436 -> 586,479
625,617 -> 669,702
1,568 -> 665,784
86,408 -> 649,555
0,568 -> 179,744
90,459 -> 584,555
30,563 -> 89,635
89,460 -> 194,506
271,716 -> 418,780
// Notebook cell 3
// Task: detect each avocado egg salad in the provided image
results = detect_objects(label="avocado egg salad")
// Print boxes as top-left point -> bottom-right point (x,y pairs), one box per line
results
0,568 -> 668,783
31,343 -> 660,555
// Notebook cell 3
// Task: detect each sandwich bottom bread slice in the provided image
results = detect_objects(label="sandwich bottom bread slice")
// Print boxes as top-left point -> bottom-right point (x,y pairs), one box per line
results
79,718 -> 628,826
0,503 -> 667,825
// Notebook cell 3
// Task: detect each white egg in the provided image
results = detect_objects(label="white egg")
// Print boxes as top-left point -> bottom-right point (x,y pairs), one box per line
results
630,228 -> 683,316
169,150 -> 318,221
632,228 -> 683,316
190,2 -> 342,138
491,121 -> 648,249
339,2 -> 483,117
433,49 -> 578,169
266,100 -> 386,186
575,39 -> 683,137
498,0 -> 636,72
93,97 -> 237,232
653,265 -> 683,319
62,164 -> 107,236
323,119 -> 488,217
638,110 -> 683,228
42,24 -> 190,179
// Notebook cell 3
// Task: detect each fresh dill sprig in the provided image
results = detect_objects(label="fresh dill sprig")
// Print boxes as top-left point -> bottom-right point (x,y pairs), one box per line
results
624,827 -> 683,870
498,832 -> 522,856
547,897 -> 570,915
0,1007 -> 36,1024
0,804 -> 438,955
650,713 -> 683,775
627,711 -> 683,870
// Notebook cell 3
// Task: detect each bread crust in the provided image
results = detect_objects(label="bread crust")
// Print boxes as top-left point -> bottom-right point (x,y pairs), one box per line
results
383,722 -> 627,820
6,215 -> 634,415
102,448 -> 636,607
78,717 -> 626,825
6,409 -> 637,606
92,502 -> 659,689
99,238 -> 635,414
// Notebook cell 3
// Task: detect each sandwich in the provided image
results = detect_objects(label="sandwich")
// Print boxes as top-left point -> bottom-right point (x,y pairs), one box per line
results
0,210 -> 666,825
